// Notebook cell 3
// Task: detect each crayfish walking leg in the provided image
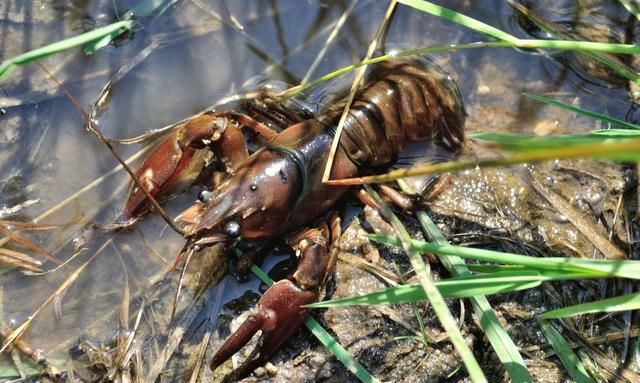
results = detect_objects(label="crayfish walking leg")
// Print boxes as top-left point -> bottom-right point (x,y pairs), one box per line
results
210,214 -> 341,380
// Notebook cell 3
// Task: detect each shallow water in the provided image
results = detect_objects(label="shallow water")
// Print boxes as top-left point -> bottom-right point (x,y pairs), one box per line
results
0,1 -> 638,382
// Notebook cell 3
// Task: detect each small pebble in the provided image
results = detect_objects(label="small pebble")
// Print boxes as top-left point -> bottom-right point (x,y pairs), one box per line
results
265,362 -> 278,376
533,119 -> 558,136
477,84 -> 490,95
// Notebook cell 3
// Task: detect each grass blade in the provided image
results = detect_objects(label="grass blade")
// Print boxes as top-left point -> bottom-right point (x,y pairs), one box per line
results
371,235 -> 640,280
591,129 -> 640,137
471,131 -> 640,158
303,316 -> 379,383
325,137 -> 640,185
307,271 -> 544,308
522,93 -> 640,130
399,1 -> 640,53
507,0 -> 640,84
539,320 -> 595,383
84,0 -> 179,53
0,20 -> 134,83
618,0 -> 640,21
539,292 -> 640,319
397,0 -> 517,42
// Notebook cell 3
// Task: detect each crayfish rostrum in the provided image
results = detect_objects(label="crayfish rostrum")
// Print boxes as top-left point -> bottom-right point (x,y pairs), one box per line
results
121,58 -> 466,380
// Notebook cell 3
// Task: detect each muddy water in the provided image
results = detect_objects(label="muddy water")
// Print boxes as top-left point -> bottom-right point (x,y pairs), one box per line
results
0,1 -> 638,382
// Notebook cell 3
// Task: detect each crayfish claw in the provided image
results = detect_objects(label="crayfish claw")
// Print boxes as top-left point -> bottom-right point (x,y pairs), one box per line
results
210,280 -> 319,379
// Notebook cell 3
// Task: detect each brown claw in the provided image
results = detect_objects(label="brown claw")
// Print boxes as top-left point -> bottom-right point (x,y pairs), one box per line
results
119,114 -> 225,221
210,279 -> 318,379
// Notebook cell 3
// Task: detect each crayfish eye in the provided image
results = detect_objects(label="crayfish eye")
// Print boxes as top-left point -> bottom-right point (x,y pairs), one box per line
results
224,220 -> 241,238
198,190 -> 213,203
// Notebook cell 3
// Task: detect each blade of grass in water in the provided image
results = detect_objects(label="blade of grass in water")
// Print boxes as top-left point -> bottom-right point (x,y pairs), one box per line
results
84,0 -> 179,53
471,131 -> 640,161
399,0 -> 640,53
399,0 -> 640,84
618,0 -> 640,21
242,258 -> 379,383
0,20 -> 133,84
539,320 -> 595,383
539,292 -> 640,319
282,35 -> 640,100
506,0 -> 640,85
523,93 -> 640,130
364,186 -> 487,383
397,0 -> 517,42
371,236 -> 640,280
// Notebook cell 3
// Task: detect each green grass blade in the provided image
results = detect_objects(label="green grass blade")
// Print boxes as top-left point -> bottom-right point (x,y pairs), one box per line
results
508,0 -> 640,83
309,259 -> 611,309
84,0 -> 179,53
473,131 -> 640,148
471,133 -> 608,150
303,315 -> 380,383
470,132 -> 640,161
522,93 -> 640,130
364,186 -> 487,383
400,1 -> 640,53
591,129 -> 640,137
409,207 -> 533,383
307,271 -> 544,308
465,265 -> 527,273
514,39 -> 640,54
397,0 -> 517,42
539,292 -> 640,319
539,320 -> 595,383
329,137 -> 640,185
243,259 -> 379,383
283,37 -> 640,100
619,0 -> 640,21
371,235 -> 640,280
0,20 -> 134,83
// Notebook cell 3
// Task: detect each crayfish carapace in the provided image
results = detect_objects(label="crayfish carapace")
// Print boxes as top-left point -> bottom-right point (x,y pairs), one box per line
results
121,58 -> 466,380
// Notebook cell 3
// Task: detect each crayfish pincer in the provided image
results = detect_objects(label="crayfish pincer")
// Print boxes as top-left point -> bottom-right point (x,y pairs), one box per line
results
122,58 -> 465,379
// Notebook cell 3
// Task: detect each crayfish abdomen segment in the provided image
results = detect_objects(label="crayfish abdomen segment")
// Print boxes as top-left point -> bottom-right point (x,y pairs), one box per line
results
322,58 -> 466,167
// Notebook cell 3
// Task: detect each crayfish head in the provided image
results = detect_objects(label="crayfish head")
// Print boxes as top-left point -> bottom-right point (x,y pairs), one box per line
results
177,149 -> 302,246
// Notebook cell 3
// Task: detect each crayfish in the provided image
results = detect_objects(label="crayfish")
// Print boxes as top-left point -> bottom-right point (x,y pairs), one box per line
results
120,58 -> 466,380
